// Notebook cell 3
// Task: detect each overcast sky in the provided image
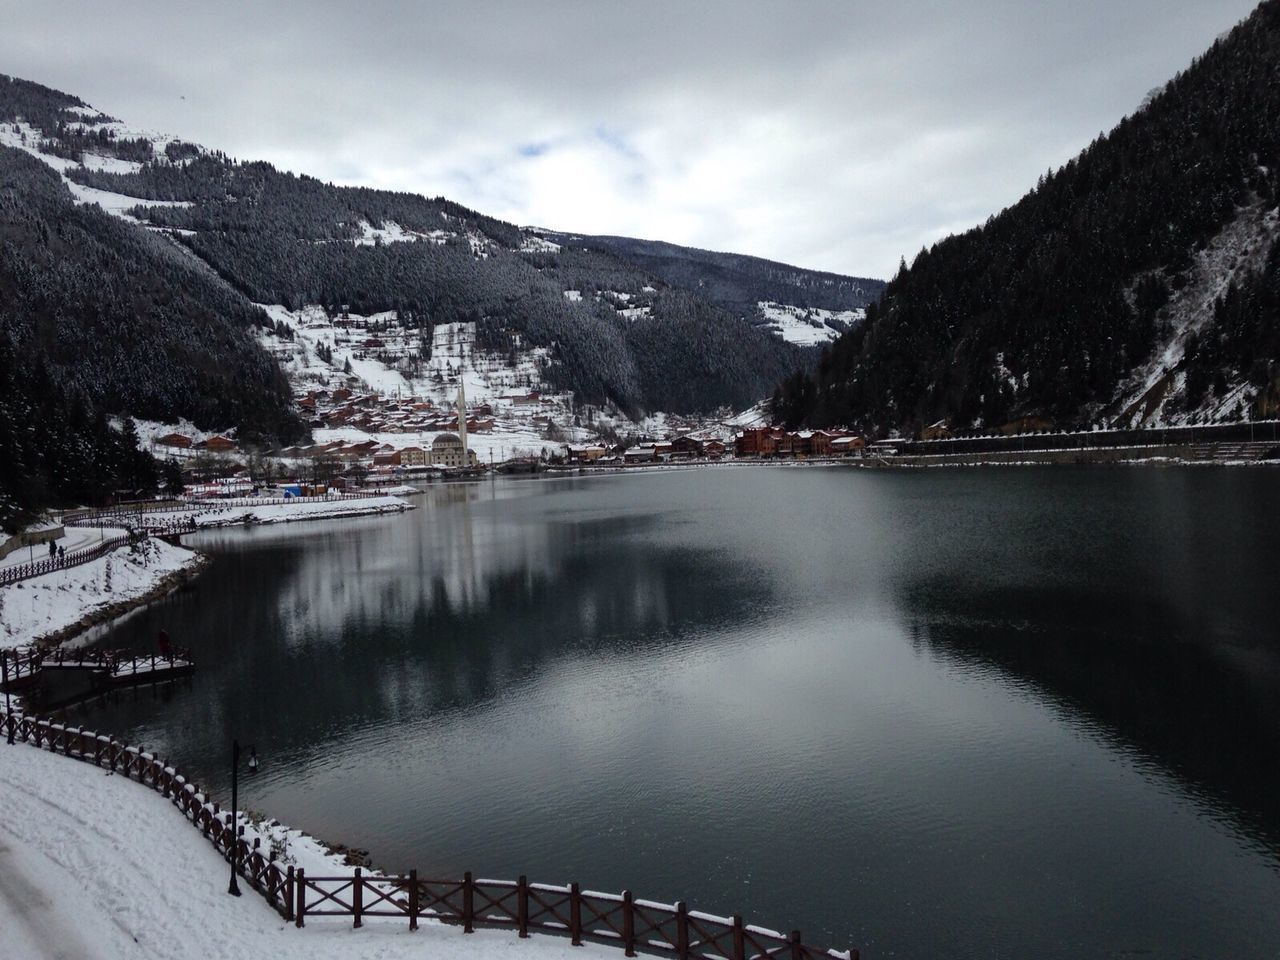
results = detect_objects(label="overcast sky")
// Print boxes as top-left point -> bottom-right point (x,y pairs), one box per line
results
1,1 -> 1261,278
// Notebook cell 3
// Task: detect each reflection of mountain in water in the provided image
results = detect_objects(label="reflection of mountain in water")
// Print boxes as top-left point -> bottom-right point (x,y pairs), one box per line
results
84,480 -> 776,778
899,575 -> 1280,858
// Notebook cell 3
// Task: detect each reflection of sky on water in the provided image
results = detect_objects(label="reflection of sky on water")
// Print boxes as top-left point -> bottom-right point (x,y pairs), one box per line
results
80,467 -> 1280,960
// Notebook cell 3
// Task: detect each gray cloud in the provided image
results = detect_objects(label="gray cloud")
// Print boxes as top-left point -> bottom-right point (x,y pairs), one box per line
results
2,0 -> 1261,277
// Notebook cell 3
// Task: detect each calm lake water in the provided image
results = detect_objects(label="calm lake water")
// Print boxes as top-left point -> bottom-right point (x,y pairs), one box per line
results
79,466 -> 1280,959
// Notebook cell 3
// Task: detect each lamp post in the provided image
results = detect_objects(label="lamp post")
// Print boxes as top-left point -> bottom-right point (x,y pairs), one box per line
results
2,650 -> 13,745
227,739 -> 259,896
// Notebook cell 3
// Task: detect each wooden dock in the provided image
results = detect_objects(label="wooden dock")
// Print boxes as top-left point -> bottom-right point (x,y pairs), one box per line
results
1,647 -> 195,704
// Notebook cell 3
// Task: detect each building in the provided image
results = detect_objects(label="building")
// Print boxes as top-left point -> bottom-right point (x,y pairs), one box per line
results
400,446 -> 427,467
831,436 -> 865,456
921,420 -> 952,441
432,433 -> 479,468
373,449 -> 402,467
200,435 -> 237,453
566,444 -> 607,463
670,436 -> 705,458
156,433 -> 193,450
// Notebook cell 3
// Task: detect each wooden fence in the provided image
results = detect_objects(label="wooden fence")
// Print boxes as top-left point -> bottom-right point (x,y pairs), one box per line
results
0,531 -> 143,587
65,492 -> 390,529
1,646 -> 194,683
1,713 -> 857,960
2,713 -> 297,918
294,870 -> 856,960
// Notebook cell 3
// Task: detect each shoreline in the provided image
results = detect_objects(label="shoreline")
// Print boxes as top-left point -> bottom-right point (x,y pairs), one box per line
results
3,495 -> 413,651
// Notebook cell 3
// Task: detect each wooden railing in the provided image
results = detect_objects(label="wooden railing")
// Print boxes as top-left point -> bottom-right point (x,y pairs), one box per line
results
2,713 -> 857,960
2,713 -> 298,919
62,499 -> 186,522
0,531 -> 143,587
292,870 -> 855,959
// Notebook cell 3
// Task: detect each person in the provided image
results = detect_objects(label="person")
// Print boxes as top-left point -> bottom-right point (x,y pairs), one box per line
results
48,540 -> 57,559
57,545 -> 65,560
157,629 -> 172,660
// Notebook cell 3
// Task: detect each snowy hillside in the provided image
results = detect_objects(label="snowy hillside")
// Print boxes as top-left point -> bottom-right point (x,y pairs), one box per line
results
1104,200 -> 1280,427
756,301 -> 864,345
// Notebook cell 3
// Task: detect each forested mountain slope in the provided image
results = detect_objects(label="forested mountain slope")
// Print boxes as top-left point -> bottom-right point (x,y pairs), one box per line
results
0,78 -> 305,526
773,2 -> 1280,435
0,70 -> 884,523
534,230 -> 883,342
41,104 -> 867,415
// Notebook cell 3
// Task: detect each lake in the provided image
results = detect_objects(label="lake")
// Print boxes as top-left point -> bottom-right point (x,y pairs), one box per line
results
80,466 -> 1280,959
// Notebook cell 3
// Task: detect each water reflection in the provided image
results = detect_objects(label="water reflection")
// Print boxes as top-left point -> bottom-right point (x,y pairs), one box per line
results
72,468 -> 1280,960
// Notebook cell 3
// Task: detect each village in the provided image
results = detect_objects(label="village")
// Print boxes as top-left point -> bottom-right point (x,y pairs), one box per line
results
143,388 -> 872,495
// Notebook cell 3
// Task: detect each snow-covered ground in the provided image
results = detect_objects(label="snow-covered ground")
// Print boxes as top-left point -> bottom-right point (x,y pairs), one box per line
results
0,538 -> 201,649
1108,200 -> 1280,426
756,302 -> 863,346
0,120 -> 192,224
0,526 -> 129,572
141,495 -> 412,529
0,740 -> 607,960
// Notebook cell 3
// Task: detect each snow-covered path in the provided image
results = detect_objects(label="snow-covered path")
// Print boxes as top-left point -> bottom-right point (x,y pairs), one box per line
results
0,526 -> 128,572
0,538 -> 202,649
0,741 -> 611,960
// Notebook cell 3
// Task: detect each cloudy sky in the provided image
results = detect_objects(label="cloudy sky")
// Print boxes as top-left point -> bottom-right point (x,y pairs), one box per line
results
1,0 -> 1261,278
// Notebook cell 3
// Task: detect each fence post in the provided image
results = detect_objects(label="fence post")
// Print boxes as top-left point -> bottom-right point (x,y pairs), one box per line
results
623,889 -> 636,958
790,929 -> 803,960
295,868 -> 306,927
677,901 -> 690,960
569,882 -> 582,946
517,874 -> 529,937
408,869 -> 419,931
285,866 -> 295,922
463,871 -> 474,933
353,866 -> 363,928
733,915 -> 745,960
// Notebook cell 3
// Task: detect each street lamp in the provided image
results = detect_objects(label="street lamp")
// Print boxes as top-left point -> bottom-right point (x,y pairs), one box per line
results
2,650 -> 13,745
227,739 -> 259,896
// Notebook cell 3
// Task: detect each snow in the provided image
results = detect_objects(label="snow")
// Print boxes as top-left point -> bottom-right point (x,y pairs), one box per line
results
348,219 -> 453,246
0,538 -> 200,649
0,121 -> 78,172
139,496 -> 412,530
0,525 -> 129,572
65,180 -> 192,217
81,152 -> 145,174
563,290 -> 582,302
0,739 -> 612,960
0,120 -> 190,220
519,234 -> 561,253
1108,201 -> 1280,427
756,302 -> 863,346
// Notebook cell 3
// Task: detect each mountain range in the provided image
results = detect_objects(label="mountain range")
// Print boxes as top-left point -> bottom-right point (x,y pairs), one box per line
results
0,72 -> 882,524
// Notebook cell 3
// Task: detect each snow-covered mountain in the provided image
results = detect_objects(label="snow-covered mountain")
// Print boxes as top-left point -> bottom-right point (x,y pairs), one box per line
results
0,73 -> 884,430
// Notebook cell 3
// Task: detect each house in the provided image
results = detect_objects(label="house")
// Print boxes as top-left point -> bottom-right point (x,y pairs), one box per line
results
703,439 -> 726,459
566,444 -> 607,463
670,436 -> 704,458
735,427 -> 783,457
373,450 -> 402,467
156,433 -> 193,449
921,420 -> 952,441
623,446 -> 657,463
831,436 -> 865,456
400,446 -> 428,467
201,435 -> 236,453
